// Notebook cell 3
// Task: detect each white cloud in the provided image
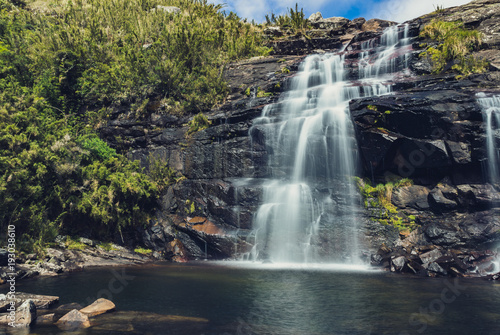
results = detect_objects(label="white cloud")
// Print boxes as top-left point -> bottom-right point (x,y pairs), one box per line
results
364,0 -> 472,22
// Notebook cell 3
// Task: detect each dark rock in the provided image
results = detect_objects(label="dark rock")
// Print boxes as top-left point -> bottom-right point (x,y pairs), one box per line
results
429,188 -> 458,212
311,17 -> 350,31
427,262 -> 448,276
392,185 -> 430,210
35,313 -> 55,326
420,248 -> 443,264
0,249 -> 7,266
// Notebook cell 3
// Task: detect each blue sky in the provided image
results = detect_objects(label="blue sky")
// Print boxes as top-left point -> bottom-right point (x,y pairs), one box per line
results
213,0 -> 472,23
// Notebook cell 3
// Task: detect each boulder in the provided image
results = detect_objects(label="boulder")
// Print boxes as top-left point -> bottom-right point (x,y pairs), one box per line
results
35,313 -> 55,326
308,12 -> 323,23
419,248 -> 443,264
392,185 -> 430,210
80,298 -> 116,317
427,262 -> 448,276
1,292 -> 59,309
263,26 -> 283,37
361,19 -> 396,32
14,299 -> 36,327
429,189 -> 458,211
311,17 -> 350,30
391,255 -> 406,272
56,309 -> 91,330
154,6 -> 181,14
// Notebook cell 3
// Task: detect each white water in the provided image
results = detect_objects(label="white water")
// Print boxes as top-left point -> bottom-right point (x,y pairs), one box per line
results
248,24 -> 413,264
477,93 -> 500,186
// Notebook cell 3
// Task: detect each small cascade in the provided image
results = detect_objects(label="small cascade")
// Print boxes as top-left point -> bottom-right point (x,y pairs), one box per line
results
477,93 -> 500,186
247,24 -> 414,264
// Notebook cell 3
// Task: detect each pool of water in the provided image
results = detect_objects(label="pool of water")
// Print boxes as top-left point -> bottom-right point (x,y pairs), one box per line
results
6,262 -> 500,334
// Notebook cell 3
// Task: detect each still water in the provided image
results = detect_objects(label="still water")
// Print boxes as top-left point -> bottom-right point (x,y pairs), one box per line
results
9,262 -> 500,334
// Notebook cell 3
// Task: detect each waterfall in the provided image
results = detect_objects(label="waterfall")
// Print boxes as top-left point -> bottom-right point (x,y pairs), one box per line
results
477,93 -> 500,186
248,24 -> 413,264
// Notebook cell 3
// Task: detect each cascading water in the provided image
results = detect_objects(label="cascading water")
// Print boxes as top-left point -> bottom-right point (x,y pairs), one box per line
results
248,24 -> 413,264
477,93 -> 500,186
477,93 -> 500,273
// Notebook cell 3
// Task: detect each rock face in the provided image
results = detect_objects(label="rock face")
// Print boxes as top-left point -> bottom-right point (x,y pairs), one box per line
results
99,0 -> 500,276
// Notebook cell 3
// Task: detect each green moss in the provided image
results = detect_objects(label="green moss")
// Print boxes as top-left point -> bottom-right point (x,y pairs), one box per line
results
356,177 -> 417,232
256,87 -> 273,97
245,87 -> 251,96
420,20 -> 488,76
134,247 -> 152,255
367,105 -> 378,111
184,200 -> 196,214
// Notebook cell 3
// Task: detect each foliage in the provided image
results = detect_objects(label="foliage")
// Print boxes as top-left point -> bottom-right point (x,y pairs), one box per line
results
0,0 -> 268,252
265,3 -> 309,33
1,0 -> 271,115
356,177 -> 417,231
147,154 -> 185,192
432,5 -> 445,13
186,112 -> 211,136
420,20 -> 488,76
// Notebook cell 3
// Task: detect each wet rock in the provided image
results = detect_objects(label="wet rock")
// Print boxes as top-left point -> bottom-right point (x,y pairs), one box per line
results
1,293 -> 59,310
12,299 -> 36,327
392,185 -> 430,210
391,256 -> 406,272
429,189 -> 458,212
419,249 -> 443,264
35,313 -> 55,326
0,249 -> 7,266
361,19 -> 396,32
427,262 -> 448,276
56,309 -> 91,330
80,298 -> 116,317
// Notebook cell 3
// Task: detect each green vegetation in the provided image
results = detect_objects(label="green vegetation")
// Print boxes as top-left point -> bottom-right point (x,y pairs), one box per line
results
134,247 -> 153,255
64,236 -> 88,250
432,5 -> 445,13
186,112 -> 211,136
1,0 -> 269,252
265,3 -> 309,33
356,177 -> 417,231
98,242 -> 117,251
420,20 -> 488,76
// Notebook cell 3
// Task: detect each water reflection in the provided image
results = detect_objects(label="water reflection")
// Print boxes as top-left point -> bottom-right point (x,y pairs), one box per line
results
7,263 -> 500,334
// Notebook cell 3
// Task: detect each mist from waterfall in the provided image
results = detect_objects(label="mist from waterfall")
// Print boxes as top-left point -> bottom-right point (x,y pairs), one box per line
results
247,24 -> 413,264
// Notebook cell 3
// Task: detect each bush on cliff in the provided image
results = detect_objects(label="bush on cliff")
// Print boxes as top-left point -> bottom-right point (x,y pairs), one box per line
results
420,20 -> 488,76
0,0 -> 269,252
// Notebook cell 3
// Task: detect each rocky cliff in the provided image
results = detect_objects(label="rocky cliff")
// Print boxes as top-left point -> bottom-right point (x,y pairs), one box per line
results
100,0 -> 500,277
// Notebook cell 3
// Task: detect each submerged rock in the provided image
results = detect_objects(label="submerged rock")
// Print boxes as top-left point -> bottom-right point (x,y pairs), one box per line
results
55,309 -> 91,330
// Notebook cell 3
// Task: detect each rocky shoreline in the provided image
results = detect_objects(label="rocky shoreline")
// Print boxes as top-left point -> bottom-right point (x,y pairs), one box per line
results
0,237 -> 155,284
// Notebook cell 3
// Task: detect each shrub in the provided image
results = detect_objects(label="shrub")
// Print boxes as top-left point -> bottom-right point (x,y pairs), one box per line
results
420,20 -> 488,76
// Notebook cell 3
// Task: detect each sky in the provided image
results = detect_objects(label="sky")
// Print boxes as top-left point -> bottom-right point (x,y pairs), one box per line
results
213,0 -> 472,23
